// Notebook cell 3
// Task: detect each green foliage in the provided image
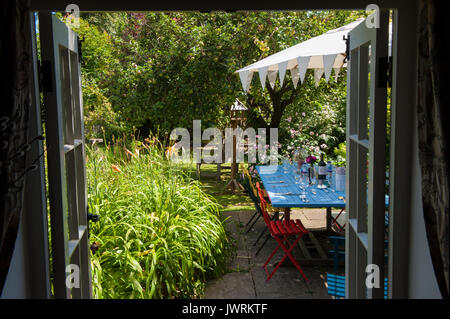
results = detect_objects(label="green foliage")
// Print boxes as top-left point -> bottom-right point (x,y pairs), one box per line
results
67,15 -> 131,140
62,11 -> 364,146
333,142 -> 347,167
279,71 -> 347,160
87,136 -> 232,298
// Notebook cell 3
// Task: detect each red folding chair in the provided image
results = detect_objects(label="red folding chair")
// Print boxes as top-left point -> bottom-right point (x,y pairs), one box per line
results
331,207 -> 346,232
256,182 -> 309,283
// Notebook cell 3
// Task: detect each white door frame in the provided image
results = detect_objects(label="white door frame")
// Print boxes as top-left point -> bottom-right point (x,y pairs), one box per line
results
23,1 -> 418,299
345,10 -> 390,299
39,13 -> 91,299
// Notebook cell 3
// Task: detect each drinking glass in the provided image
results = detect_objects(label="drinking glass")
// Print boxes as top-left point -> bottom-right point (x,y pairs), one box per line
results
282,158 -> 290,173
294,166 -> 301,184
293,148 -> 306,172
299,173 -> 308,201
309,164 -> 317,185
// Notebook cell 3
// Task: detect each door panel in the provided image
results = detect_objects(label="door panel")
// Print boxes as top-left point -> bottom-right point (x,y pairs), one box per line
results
39,13 -> 91,299
345,11 -> 390,299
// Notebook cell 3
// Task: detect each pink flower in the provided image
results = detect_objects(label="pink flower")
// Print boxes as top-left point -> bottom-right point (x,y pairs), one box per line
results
302,112 -> 306,117
310,131 -> 314,136
287,117 -> 292,122
320,144 -> 327,149
306,155 -> 317,163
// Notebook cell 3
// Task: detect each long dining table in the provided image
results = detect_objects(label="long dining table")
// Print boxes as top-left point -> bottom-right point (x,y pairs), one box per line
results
255,163 -> 346,233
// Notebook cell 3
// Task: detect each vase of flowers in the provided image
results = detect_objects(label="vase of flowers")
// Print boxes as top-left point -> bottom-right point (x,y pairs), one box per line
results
293,148 -> 307,173
306,155 -> 317,184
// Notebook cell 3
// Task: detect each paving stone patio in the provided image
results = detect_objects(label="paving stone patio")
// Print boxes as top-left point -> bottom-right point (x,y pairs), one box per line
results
204,209 -> 346,299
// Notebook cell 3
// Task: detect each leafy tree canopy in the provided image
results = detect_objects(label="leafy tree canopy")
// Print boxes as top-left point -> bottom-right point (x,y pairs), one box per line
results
71,10 -> 365,157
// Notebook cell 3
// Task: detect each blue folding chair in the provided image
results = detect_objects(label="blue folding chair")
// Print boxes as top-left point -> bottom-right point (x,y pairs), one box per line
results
326,235 -> 389,298
326,274 -> 388,299
240,176 -> 262,233
328,236 -> 345,273
326,273 -> 346,298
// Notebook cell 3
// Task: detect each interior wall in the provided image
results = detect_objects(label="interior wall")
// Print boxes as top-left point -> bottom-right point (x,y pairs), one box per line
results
407,100 -> 442,299
1,220 -> 30,298
1,13 -> 50,299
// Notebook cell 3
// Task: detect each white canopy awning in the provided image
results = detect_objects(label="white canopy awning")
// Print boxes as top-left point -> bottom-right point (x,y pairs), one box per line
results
236,18 -> 391,91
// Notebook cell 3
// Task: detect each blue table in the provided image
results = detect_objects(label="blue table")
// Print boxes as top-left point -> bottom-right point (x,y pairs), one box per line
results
256,163 -> 389,233
256,163 -> 345,232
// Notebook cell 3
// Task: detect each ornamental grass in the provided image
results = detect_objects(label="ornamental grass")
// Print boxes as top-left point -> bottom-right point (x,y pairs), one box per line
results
87,137 -> 232,298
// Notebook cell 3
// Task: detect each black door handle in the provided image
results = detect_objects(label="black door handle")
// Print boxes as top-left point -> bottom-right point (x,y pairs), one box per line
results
87,212 -> 99,223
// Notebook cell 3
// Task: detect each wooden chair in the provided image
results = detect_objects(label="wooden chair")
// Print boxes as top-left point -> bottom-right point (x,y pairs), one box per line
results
256,182 -> 309,282
240,175 -> 263,233
241,166 -> 282,254
240,174 -> 282,236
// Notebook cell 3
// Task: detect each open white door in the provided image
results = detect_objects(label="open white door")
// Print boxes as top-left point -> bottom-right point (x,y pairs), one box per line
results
345,11 -> 390,299
39,13 -> 91,299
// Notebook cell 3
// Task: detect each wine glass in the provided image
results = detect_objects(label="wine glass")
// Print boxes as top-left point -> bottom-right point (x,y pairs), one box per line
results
282,157 -> 290,174
294,166 -> 301,184
309,164 -> 317,185
299,173 -> 308,201
293,148 -> 306,172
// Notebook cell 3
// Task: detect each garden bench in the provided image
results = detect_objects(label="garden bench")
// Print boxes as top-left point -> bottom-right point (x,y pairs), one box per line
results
195,142 -> 230,180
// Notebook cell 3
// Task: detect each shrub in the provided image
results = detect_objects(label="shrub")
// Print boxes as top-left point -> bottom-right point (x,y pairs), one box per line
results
87,137 -> 232,298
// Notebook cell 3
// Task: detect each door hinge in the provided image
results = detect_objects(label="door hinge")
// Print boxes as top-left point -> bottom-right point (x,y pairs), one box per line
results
378,56 -> 392,88
38,60 -> 53,93
343,35 -> 350,63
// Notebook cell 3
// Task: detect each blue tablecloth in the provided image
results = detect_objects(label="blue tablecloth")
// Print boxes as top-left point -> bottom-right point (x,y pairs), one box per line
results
255,164 -> 389,209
